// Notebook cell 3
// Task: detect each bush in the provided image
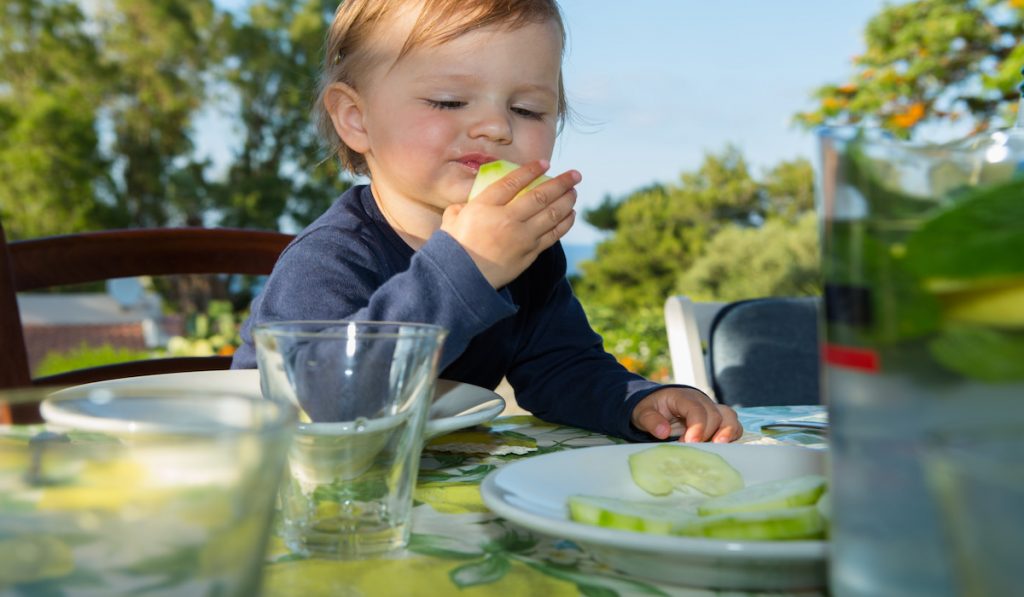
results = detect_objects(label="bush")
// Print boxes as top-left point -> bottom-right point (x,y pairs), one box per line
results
165,300 -> 246,357
34,342 -> 154,378
584,304 -> 672,382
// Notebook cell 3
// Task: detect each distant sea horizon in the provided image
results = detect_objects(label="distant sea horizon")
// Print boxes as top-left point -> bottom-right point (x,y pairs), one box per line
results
563,243 -> 596,277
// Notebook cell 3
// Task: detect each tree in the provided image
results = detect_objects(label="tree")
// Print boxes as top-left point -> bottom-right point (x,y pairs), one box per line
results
676,158 -> 819,301
1,0 -> 351,238
574,151 -> 817,377
97,0 -> 223,227
213,0 -> 349,231
795,0 -> 1024,137
677,212 -> 820,302
575,147 -> 761,315
0,0 -> 111,239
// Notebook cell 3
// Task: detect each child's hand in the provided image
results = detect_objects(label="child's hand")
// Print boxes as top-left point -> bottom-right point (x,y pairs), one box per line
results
631,387 -> 743,443
442,160 -> 579,288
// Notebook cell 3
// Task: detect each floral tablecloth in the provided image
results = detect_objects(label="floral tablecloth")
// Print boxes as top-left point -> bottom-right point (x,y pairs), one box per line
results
262,406 -> 828,597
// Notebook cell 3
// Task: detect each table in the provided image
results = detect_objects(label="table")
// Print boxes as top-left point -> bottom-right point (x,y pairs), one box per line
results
262,406 -> 828,596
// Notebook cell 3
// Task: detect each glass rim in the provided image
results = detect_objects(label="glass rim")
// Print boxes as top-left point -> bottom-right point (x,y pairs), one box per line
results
2,385 -> 297,438
253,319 -> 448,339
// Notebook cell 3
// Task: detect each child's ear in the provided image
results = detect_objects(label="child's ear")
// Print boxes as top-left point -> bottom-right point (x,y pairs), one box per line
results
324,82 -> 369,153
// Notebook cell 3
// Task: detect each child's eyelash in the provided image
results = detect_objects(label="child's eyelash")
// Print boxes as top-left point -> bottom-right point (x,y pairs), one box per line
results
426,99 -> 465,110
424,99 -> 545,121
512,107 -> 545,120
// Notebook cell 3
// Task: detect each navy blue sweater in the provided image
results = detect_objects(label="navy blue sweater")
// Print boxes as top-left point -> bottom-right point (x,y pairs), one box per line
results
233,185 -> 665,441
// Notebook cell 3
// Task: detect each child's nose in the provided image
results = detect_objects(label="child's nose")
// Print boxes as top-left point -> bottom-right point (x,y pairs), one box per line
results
468,106 -> 512,143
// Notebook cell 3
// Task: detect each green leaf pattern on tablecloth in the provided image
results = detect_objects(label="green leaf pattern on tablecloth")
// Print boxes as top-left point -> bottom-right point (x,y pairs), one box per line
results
450,553 -> 512,587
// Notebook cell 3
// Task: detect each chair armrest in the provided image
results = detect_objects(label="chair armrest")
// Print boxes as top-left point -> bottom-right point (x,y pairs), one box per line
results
664,295 -> 717,401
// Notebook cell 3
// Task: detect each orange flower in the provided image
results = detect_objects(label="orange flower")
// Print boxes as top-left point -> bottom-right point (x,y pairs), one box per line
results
837,83 -> 857,94
823,97 -> 846,110
218,344 -> 236,356
889,102 -> 926,129
617,355 -> 642,373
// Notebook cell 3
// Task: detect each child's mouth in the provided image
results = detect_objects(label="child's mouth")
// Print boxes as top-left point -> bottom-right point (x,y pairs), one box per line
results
459,154 -> 497,172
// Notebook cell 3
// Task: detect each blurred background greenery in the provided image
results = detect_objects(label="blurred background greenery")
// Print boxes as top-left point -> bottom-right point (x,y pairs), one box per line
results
2,0 -> 1021,379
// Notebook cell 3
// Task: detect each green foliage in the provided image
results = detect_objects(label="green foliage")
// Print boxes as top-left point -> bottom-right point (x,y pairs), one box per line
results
583,304 -> 671,381
0,0 -> 110,239
575,147 -> 761,316
0,0 -> 349,237
795,0 -> 1024,136
165,300 -> 246,357
677,212 -> 821,302
88,0 -> 221,227
213,0 -> 350,230
576,152 -> 818,374
582,194 -> 621,232
34,343 -> 153,378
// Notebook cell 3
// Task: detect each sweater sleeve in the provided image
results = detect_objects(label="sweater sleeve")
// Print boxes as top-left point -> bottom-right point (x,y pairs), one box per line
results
505,257 -> 665,441
232,227 -> 515,369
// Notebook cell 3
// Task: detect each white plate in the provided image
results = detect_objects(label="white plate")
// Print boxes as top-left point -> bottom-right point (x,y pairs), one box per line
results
47,370 -> 504,439
480,443 -> 827,591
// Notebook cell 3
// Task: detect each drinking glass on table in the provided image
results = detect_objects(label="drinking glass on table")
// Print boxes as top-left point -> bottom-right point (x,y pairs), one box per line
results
254,320 -> 447,559
817,121 -> 1024,596
0,385 -> 296,596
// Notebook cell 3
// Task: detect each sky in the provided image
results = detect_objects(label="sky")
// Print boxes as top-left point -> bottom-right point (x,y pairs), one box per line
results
551,0 -> 890,244
206,1 -> 892,244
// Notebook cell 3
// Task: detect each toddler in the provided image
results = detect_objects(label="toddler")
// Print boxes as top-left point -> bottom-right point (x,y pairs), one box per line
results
233,0 -> 741,443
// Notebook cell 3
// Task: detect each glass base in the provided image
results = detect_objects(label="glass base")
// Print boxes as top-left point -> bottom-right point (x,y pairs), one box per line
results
284,520 -> 408,559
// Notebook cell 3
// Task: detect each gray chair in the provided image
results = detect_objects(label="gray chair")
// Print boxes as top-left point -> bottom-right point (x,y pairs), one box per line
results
665,295 -> 821,407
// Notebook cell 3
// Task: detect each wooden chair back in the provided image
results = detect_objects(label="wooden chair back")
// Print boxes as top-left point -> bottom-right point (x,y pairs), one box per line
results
0,221 -> 292,422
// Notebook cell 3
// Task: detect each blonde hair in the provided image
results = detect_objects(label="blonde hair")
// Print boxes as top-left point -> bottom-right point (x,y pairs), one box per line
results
315,0 -> 569,175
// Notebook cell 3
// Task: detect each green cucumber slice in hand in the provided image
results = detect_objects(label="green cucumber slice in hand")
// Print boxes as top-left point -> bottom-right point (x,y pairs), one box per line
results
467,159 -> 550,201
697,474 -> 827,516
567,495 -> 699,534
674,505 -> 826,540
628,445 -> 744,497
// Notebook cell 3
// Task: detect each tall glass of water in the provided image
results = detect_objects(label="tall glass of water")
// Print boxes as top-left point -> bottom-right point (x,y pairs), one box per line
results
816,122 -> 1024,596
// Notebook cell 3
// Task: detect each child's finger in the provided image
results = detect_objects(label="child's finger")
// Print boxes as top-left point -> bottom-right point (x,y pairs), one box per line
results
711,406 -> 743,443
507,169 -> 581,221
472,160 -> 552,206
711,423 -> 742,443
676,395 -> 720,442
682,416 -> 709,443
633,407 -> 672,440
526,196 -> 576,251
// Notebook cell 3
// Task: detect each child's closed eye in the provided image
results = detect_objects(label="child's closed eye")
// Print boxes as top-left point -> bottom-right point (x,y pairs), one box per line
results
511,106 -> 545,120
426,99 -> 466,110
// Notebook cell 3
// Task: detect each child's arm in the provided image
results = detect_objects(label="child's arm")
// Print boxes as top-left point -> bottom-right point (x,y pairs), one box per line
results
498,253 -> 742,443
630,387 -> 742,443
232,187 -> 523,371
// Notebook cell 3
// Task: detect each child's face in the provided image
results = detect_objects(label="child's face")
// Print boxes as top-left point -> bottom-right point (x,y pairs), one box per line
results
347,18 -> 562,214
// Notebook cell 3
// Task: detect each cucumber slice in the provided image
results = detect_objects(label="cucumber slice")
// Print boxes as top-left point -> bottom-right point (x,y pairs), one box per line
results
674,505 -> 826,540
628,445 -> 744,497
696,474 -> 827,516
817,490 -> 830,523
467,159 -> 550,201
567,494 -> 699,534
